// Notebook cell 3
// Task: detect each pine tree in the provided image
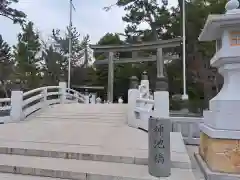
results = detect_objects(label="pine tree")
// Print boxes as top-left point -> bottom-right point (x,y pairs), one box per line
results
105,0 -> 170,41
52,27 -> 90,67
50,26 -> 90,84
41,44 -> 64,85
0,0 -> 26,24
13,21 -> 41,89
0,35 -> 14,97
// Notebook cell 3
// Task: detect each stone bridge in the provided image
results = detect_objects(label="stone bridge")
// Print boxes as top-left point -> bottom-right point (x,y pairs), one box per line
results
0,83 -> 202,179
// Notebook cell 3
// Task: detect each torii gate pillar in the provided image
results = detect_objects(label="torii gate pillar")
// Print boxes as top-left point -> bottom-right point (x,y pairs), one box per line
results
107,52 -> 114,102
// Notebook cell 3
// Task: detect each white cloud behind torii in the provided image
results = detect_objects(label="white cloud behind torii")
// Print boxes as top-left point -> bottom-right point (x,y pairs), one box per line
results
0,0 -> 178,45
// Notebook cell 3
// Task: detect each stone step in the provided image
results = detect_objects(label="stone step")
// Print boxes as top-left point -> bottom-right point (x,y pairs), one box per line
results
0,145 -> 145,165
0,154 -> 196,180
37,108 -> 125,113
0,173 -> 66,180
45,109 -> 126,115
55,104 -> 127,106
45,110 -> 127,114
0,141 -> 191,169
32,118 -> 126,124
52,104 -> 126,107
36,114 -> 126,118
50,104 -> 127,110
26,120 -> 125,126
49,110 -> 127,113
35,116 -> 126,120
43,111 -> 127,115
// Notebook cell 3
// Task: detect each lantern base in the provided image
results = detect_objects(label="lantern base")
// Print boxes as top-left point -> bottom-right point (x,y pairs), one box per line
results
199,132 -> 240,174
195,153 -> 240,180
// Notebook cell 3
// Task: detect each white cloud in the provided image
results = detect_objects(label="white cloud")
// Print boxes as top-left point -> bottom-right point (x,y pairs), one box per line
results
0,0 -> 178,45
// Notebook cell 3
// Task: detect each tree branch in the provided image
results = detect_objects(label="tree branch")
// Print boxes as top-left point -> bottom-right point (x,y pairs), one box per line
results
103,3 -> 117,11
0,13 -> 14,21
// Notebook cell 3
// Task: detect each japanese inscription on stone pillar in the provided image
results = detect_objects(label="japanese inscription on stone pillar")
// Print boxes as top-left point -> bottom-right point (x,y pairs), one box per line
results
148,117 -> 171,177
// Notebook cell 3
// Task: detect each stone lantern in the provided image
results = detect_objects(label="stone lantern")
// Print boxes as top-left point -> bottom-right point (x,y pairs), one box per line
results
196,0 -> 240,178
129,76 -> 139,89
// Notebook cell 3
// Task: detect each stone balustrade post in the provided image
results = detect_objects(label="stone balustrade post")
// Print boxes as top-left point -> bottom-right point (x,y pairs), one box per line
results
91,93 -> 96,104
59,82 -> 67,104
96,97 -> 102,104
127,76 -> 140,128
84,90 -> 90,104
41,87 -> 48,108
140,71 -> 150,98
10,91 -> 24,122
74,92 -> 79,103
10,80 -> 24,122
139,71 -> 152,129
153,77 -> 169,118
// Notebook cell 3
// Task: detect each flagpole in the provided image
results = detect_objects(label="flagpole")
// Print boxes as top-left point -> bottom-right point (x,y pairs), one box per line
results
182,0 -> 188,100
68,0 -> 73,89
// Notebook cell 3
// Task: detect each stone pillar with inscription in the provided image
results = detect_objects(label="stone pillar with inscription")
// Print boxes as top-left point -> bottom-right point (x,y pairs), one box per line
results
148,117 -> 171,177
196,0 -> 240,179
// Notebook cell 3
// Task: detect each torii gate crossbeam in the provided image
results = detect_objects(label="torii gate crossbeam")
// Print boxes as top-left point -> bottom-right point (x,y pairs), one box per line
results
90,38 -> 182,102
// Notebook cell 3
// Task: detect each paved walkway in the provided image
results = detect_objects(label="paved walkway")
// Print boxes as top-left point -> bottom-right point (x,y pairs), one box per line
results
0,104 -> 202,179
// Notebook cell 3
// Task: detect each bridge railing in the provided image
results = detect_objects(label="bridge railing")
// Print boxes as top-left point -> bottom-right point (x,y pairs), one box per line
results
128,74 -> 203,145
135,98 -> 154,113
66,88 -> 86,103
0,98 -> 11,123
0,82 -> 86,123
171,117 -> 202,145
22,86 -> 60,118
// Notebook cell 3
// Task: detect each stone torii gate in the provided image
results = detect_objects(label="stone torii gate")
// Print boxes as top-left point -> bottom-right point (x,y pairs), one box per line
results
90,38 -> 182,102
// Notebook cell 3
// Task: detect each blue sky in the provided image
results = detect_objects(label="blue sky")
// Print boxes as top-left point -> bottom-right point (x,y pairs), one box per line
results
0,0 -> 178,45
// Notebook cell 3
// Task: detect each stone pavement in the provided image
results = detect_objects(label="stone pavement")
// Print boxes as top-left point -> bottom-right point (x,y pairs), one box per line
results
186,146 -> 205,180
0,104 -> 200,179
